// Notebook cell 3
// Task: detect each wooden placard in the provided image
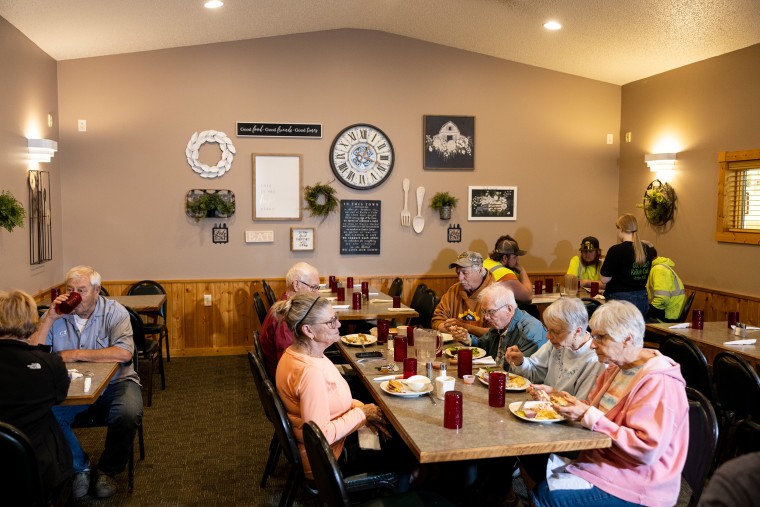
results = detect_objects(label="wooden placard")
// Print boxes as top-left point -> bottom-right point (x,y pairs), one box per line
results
252,154 -> 302,220
290,227 -> 315,251
340,200 -> 381,255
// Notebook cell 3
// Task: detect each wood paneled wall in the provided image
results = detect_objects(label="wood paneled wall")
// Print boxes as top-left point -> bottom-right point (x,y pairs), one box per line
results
35,275 -> 759,357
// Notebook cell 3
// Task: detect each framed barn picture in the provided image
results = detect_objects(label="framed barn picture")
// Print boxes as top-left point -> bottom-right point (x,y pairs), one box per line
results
423,115 -> 475,170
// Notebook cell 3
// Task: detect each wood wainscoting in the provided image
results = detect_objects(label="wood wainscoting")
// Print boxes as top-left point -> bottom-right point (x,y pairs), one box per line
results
35,275 -> 758,357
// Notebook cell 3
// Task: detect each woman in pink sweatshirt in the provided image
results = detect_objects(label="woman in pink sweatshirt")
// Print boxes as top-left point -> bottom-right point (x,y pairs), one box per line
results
274,293 -> 391,479
531,300 -> 689,507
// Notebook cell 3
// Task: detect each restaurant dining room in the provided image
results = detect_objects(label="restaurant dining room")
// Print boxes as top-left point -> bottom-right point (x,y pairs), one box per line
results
2,1 -> 760,505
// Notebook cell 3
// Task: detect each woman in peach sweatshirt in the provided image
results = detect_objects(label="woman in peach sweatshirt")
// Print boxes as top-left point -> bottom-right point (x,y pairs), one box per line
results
274,293 -> 391,479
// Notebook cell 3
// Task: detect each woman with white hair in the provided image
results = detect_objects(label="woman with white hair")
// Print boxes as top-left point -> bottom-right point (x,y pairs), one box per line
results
530,300 -> 689,507
506,297 -> 604,400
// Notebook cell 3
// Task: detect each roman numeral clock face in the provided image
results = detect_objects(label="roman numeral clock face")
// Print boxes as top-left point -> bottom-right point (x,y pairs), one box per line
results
329,124 -> 394,190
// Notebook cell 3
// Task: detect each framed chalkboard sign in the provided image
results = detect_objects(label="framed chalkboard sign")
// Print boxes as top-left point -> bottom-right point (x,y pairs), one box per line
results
340,200 -> 381,255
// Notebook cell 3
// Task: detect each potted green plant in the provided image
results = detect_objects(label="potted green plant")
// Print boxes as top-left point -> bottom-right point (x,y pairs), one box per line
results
0,190 -> 26,232
186,191 -> 235,222
429,191 -> 459,220
637,179 -> 676,226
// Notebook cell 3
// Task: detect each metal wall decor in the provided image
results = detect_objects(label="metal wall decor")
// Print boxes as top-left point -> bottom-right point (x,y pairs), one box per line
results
186,130 -> 235,178
28,170 -> 52,264
212,223 -> 229,244
639,179 -> 676,226
447,223 -> 462,243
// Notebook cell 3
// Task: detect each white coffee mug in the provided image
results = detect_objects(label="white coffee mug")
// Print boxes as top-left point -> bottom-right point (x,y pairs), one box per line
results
435,375 -> 456,400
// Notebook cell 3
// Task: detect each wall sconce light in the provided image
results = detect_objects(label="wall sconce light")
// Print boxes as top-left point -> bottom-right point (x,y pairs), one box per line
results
28,138 -> 58,163
645,152 -> 677,172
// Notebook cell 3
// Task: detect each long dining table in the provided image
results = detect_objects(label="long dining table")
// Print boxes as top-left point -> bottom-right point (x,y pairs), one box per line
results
107,294 -> 166,313
337,340 -> 610,464
321,287 -> 418,322
646,321 -> 760,369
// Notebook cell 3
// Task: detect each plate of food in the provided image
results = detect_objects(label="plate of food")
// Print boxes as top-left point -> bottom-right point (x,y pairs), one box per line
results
509,401 -> 565,423
341,333 -> 378,346
380,379 -> 434,397
476,369 -> 528,391
443,346 -> 486,359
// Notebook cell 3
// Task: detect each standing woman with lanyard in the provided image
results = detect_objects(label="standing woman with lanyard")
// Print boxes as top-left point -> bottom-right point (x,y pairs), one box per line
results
600,213 -> 656,317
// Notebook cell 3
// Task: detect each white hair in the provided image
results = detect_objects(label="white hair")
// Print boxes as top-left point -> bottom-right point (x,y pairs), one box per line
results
589,300 -> 644,348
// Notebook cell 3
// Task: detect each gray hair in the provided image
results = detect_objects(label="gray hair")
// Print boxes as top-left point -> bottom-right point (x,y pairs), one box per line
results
543,297 -> 588,334
65,265 -> 102,288
478,283 -> 516,308
589,300 -> 644,348
285,262 -> 319,290
271,292 -> 331,343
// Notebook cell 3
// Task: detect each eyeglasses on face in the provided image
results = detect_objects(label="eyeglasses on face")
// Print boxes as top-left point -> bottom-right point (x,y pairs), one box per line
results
482,303 -> 508,317
318,315 -> 340,329
66,287 -> 91,295
298,280 -> 320,291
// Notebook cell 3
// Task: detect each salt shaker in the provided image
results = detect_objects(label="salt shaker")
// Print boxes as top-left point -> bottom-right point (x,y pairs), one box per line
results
426,362 -> 434,382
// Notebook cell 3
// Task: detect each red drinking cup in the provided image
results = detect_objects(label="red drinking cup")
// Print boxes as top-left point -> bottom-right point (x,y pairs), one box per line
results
377,319 -> 389,345
56,291 -> 82,315
393,336 -> 407,362
352,292 -> 362,310
590,282 -> 599,298
443,391 -> 463,429
392,296 -> 401,308
488,372 -> 506,407
346,276 -> 354,289
407,326 -> 415,347
403,358 -> 417,379
534,280 -> 543,295
691,310 -> 704,330
727,312 -> 739,328
458,348 -> 473,377
50,288 -> 60,301
545,278 -> 554,293
336,287 -> 345,302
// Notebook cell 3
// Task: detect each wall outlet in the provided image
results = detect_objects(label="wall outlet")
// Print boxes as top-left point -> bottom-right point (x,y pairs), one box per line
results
625,131 -> 632,143
78,119 -> 87,132
203,294 -> 212,306
606,133 -> 613,144
245,230 -> 274,243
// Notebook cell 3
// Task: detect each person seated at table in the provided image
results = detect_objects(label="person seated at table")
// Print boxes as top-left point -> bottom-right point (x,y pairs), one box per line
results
507,297 -> 604,401
566,236 -> 605,290
431,250 -> 494,338
30,266 -> 142,499
0,289 -> 73,502
452,284 -> 546,368
696,451 -> 760,507
645,246 -> 686,323
600,214 -> 656,317
274,293 -> 410,482
529,300 -> 689,507
483,235 -> 533,303
259,261 -> 320,381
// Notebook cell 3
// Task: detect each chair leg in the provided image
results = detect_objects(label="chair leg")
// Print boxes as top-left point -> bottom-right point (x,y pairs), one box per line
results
128,440 -> 135,491
279,467 -> 297,507
163,328 -> 170,362
146,355 -> 154,407
261,433 -> 281,487
158,348 -> 166,390
138,422 -> 145,460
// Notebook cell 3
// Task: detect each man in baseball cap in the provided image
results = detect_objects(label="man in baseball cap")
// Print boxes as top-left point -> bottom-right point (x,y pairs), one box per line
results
567,236 -> 605,289
482,235 -> 533,302
432,250 -> 494,338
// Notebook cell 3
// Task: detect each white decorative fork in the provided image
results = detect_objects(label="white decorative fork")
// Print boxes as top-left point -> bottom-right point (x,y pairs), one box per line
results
401,178 -> 411,226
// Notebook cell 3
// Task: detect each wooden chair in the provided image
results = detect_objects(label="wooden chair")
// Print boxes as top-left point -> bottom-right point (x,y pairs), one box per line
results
681,387 -> 720,506
127,306 -> 165,407
127,280 -> 170,362
0,421 -> 46,506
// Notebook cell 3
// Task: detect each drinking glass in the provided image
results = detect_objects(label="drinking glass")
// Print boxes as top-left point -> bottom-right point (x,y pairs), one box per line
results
563,274 -> 578,297
691,310 -> 704,330
352,292 -> 362,310
458,348 -> 473,377
336,287 -> 346,302
56,291 -> 82,315
545,278 -> 554,293
407,326 -> 415,347
329,275 -> 337,292
403,358 -> 417,379
414,329 -> 442,363
377,319 -> 389,345
443,391 -> 463,429
346,276 -> 354,289
590,281 -> 599,297
392,296 -> 401,308
488,372 -> 506,407
51,288 -> 60,301
727,311 -> 739,328
534,280 -> 543,295
393,336 -> 407,362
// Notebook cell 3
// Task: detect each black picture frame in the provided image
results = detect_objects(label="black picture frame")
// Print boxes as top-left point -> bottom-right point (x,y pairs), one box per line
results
423,115 -> 475,170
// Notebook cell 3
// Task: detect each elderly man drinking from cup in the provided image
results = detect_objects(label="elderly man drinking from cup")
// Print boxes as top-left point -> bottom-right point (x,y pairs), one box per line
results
431,250 -> 494,338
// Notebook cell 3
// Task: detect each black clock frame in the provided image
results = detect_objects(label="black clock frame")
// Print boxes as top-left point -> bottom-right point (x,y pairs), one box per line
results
329,123 -> 395,190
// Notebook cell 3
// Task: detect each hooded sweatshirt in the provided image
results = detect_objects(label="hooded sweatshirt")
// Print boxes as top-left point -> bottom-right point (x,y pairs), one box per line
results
646,257 -> 685,320
567,352 -> 689,507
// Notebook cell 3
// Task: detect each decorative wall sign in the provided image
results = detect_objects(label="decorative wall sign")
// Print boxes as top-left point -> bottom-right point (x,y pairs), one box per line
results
447,223 -> 462,243
212,223 -> 229,244
424,116 -> 475,170
290,227 -> 315,251
468,186 -> 517,221
252,154 -> 303,220
185,130 -> 235,178
28,171 -> 52,264
236,122 -> 322,139
340,200 -> 381,255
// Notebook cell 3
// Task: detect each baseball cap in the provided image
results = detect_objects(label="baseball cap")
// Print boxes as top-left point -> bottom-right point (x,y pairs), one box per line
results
449,251 -> 484,269
494,238 -> 526,256
580,236 -> 600,251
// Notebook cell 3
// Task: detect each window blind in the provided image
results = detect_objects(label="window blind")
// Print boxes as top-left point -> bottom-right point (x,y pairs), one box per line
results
725,159 -> 760,231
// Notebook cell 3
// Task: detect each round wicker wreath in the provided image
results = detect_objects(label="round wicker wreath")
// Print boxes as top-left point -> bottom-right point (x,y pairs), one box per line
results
185,130 -> 235,179
304,182 -> 338,219
639,179 -> 676,226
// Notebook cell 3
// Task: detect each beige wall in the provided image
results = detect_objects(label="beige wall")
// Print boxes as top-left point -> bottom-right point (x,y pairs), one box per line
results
53,29 -> 620,284
620,43 -> 760,298
0,17 -> 63,292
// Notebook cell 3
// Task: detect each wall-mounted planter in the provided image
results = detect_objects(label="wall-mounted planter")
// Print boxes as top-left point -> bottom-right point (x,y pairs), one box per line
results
185,189 -> 235,222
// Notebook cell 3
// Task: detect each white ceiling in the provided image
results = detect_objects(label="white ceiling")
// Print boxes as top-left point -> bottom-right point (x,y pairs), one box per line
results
2,0 -> 759,85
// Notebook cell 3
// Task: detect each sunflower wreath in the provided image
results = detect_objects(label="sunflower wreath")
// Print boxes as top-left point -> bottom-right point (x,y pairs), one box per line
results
304,181 -> 338,221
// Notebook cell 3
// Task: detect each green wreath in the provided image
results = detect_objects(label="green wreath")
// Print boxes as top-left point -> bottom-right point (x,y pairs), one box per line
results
638,179 -> 676,226
304,181 -> 338,220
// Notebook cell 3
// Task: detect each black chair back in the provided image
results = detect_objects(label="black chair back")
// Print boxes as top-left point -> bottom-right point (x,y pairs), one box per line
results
580,297 -> 602,321
0,421 -> 45,506
127,280 -> 167,318
253,292 -> 268,327
677,291 -> 696,323
410,283 -> 428,310
303,421 -> 352,507
411,289 -> 438,328
660,335 -> 715,403
127,307 -> 147,353
683,387 -> 719,506
36,304 -> 49,318
262,280 -> 277,307
517,303 -> 541,321
387,278 -> 403,298
99,286 -> 110,296
713,351 -> 760,420
246,351 -> 282,488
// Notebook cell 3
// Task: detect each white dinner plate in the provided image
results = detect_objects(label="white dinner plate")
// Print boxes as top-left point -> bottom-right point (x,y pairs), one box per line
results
443,346 -> 486,359
380,380 -> 434,397
341,334 -> 378,346
509,401 -> 565,423
476,369 -> 528,391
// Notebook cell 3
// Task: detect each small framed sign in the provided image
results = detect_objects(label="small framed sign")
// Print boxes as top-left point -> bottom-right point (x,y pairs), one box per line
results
253,154 -> 303,220
468,186 -> 517,221
290,227 -> 315,251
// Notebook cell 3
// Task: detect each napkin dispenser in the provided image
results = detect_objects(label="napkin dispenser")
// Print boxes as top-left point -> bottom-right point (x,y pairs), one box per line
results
734,322 -> 747,338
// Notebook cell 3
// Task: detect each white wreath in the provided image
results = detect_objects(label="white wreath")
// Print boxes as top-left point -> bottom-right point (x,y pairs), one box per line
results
185,130 -> 236,179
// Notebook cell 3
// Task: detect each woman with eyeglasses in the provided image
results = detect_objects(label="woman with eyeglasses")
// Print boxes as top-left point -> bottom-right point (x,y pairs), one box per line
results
529,300 -> 689,507
274,292 -> 402,481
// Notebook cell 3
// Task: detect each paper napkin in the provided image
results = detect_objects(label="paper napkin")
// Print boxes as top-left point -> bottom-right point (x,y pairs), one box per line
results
473,356 -> 497,366
332,304 -> 350,310
373,374 -> 403,381
370,299 -> 393,303
324,296 -> 337,301
724,339 -> 757,346
386,307 -> 409,312
668,323 -> 690,329
318,289 -> 332,293
67,369 -> 83,380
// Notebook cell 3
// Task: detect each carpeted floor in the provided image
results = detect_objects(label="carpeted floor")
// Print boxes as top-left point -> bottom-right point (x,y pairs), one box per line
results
71,355 -> 692,506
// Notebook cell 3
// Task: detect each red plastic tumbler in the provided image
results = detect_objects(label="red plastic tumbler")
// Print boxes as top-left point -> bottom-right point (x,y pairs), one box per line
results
444,391 -> 463,429
56,291 -> 82,315
458,348 -> 473,378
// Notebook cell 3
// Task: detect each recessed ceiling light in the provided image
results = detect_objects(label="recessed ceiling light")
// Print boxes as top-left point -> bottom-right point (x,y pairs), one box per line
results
543,21 -> 562,30
204,0 -> 224,8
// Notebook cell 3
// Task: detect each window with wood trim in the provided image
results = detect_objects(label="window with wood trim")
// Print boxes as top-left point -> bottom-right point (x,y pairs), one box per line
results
716,149 -> 760,244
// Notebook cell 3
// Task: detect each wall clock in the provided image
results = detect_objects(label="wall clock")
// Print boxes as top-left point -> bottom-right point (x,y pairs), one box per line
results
329,124 -> 394,190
